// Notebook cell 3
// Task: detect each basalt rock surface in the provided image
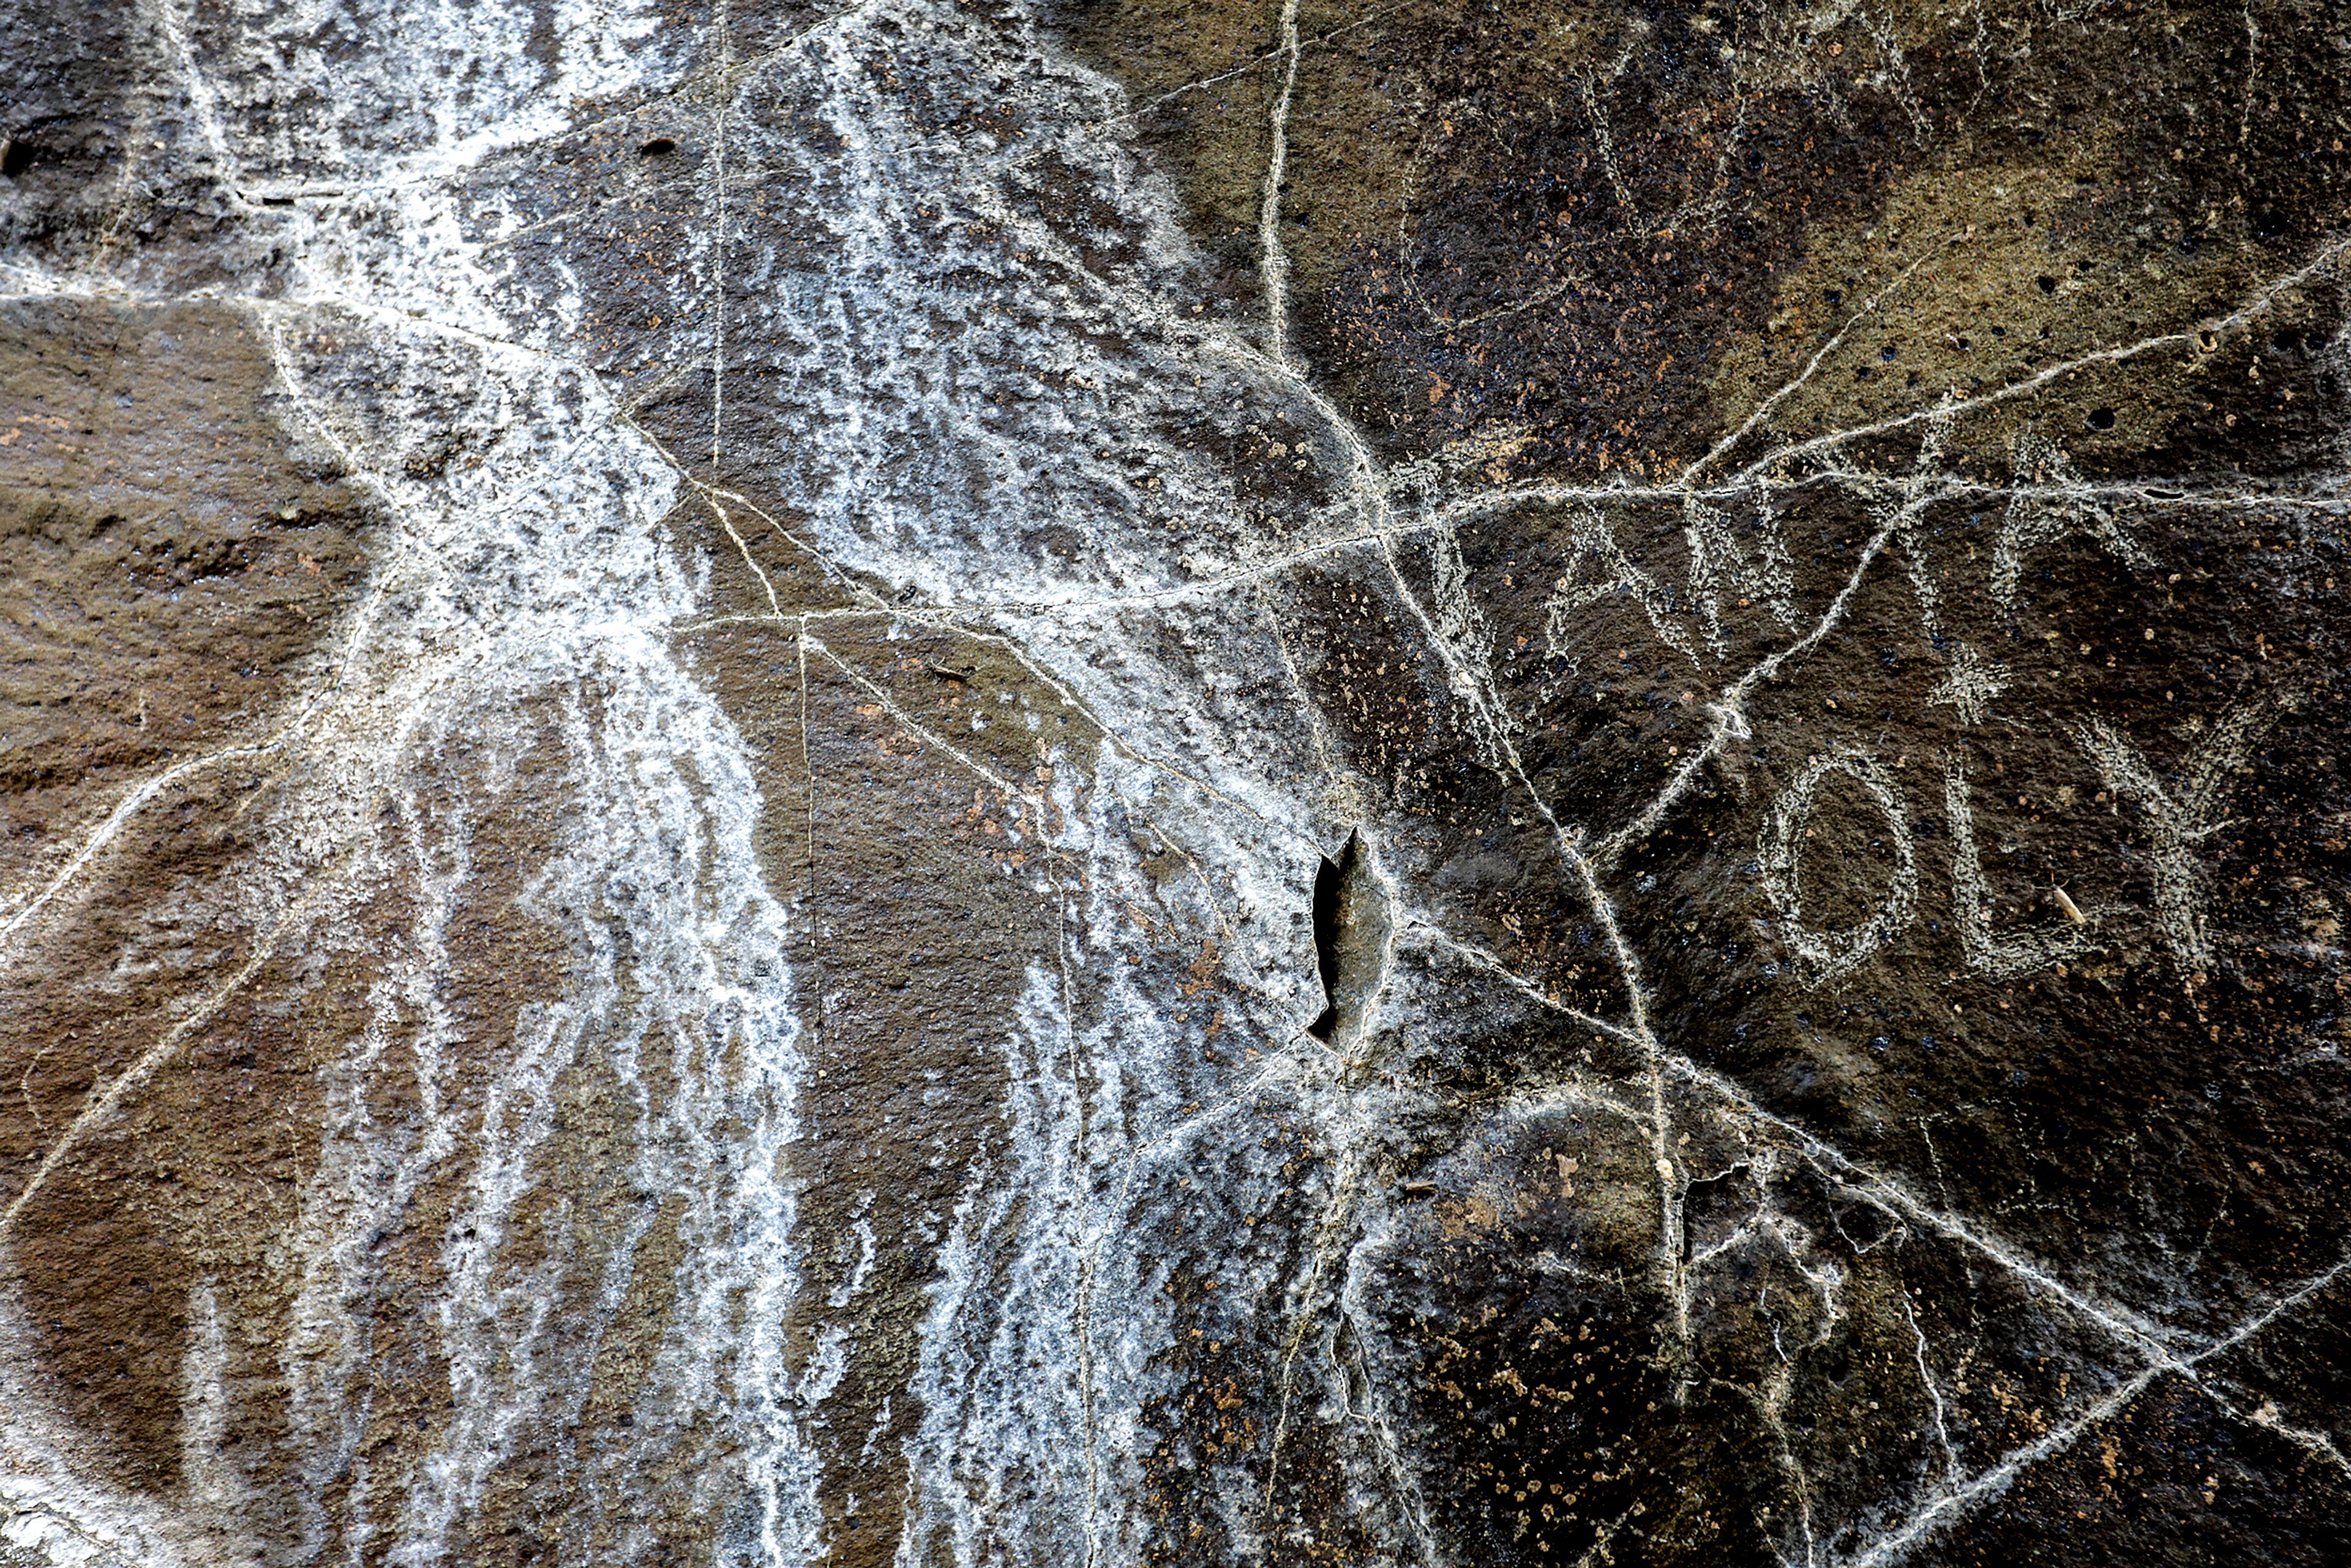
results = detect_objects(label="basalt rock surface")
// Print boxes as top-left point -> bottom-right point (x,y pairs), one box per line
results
2,2 -> 2348,1566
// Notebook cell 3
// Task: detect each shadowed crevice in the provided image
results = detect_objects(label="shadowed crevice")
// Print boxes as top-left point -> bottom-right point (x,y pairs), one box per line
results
1307,828 -> 1388,1045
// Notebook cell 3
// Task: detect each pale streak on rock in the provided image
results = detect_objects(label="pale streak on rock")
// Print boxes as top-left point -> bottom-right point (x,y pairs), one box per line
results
1255,0 -> 1303,366
1719,230 -> 2351,493
1840,1245 -> 2351,1568
0,870 -> 337,1237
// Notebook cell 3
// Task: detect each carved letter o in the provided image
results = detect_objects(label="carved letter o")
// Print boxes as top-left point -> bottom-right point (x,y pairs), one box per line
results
1759,748 -> 1918,986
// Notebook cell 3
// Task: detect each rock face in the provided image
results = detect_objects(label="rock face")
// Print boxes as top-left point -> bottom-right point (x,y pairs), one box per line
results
2,1 -> 2348,1564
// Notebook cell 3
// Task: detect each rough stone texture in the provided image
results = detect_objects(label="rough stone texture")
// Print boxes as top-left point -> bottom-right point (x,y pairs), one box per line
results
2,2 -> 2348,1566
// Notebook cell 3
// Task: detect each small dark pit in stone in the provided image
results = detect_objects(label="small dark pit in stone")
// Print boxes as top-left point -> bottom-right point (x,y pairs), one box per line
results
2087,407 -> 2116,431
0,136 -> 34,178
2036,274 -> 2058,294
639,137 -> 677,157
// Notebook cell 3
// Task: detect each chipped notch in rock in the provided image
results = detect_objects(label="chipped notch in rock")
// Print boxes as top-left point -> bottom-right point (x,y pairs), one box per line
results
1305,827 -> 1392,1051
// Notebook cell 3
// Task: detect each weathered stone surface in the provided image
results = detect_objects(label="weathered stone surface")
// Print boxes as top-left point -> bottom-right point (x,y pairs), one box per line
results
1,2 -> 2347,1565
